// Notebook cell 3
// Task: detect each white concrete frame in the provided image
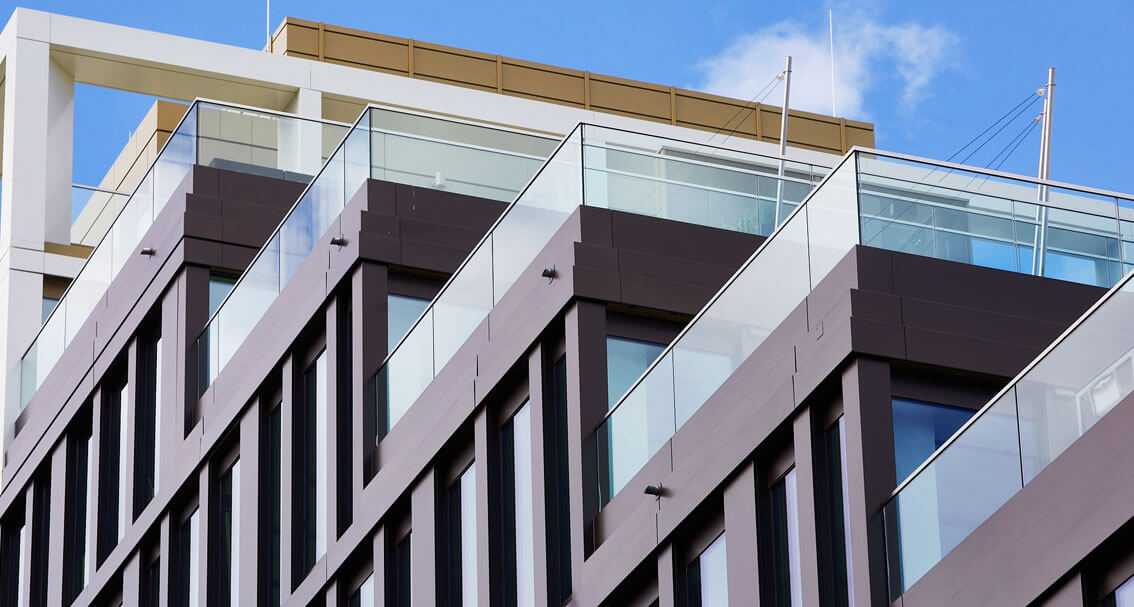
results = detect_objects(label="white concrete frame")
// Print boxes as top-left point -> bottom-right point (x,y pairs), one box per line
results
0,8 -> 838,456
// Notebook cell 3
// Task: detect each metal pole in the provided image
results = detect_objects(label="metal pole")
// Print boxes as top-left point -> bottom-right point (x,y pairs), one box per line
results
829,10 -> 837,116
1032,67 -> 1054,276
266,0 -> 271,52
775,56 -> 792,227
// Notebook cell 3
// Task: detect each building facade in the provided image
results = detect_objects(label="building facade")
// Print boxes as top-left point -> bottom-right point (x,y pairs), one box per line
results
1,7 -> 1134,607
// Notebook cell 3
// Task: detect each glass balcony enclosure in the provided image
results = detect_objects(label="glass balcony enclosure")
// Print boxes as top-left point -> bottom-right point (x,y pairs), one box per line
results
593,149 -> 1134,513
371,123 -> 828,443
884,269 -> 1134,595
196,107 -> 559,395
20,101 -> 349,409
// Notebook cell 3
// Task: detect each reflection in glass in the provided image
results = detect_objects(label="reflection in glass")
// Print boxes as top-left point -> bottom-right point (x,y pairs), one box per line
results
298,352 -> 328,576
348,574 -> 375,607
1102,574 -> 1134,607
687,532 -> 728,607
824,417 -> 854,606
263,404 -> 282,607
208,274 -> 236,318
892,398 -> 974,483
388,534 -> 412,607
445,463 -> 478,606
174,508 -> 200,607
606,336 -> 665,406
503,402 -> 535,607
217,460 -> 240,607
388,294 -> 430,352
770,469 -> 802,607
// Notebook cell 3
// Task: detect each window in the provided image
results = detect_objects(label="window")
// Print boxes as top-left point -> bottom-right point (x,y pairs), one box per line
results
63,420 -> 93,604
687,532 -> 728,607
892,397 -> 974,482
135,329 -> 161,515
173,508 -> 200,607
388,294 -> 429,352
139,551 -> 160,607
1103,574 -> 1134,606
544,355 -> 572,603
387,533 -> 411,607
41,297 -> 59,324
444,462 -> 477,606
99,375 -> 130,560
0,514 -> 25,607
347,573 -> 374,607
215,459 -> 240,607
208,273 -> 236,318
769,469 -> 802,607
606,336 -> 665,406
296,351 -> 328,580
501,401 -> 535,607
261,402 -> 282,607
822,418 -> 854,607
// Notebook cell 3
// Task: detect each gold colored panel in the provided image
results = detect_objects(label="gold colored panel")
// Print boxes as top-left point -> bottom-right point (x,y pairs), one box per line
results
674,90 -> 757,136
323,31 -> 409,74
501,60 -> 585,105
589,75 -> 671,120
43,243 -> 93,262
413,45 -> 497,89
845,125 -> 876,149
279,21 -> 319,57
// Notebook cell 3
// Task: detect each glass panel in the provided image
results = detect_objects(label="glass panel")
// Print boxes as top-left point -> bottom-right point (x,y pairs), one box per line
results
892,398 -> 975,483
605,336 -> 665,406
381,308 -> 435,432
280,146 -> 343,284
215,234 -> 280,378
1016,280 -> 1134,482
154,105 -> 196,216
208,274 -> 236,319
505,403 -> 536,607
693,533 -> 728,607
771,469 -> 802,607
387,294 -> 430,353
890,390 -> 1022,592
600,352 -> 675,505
66,238 -> 111,344
433,245 -> 493,369
112,171 -> 154,275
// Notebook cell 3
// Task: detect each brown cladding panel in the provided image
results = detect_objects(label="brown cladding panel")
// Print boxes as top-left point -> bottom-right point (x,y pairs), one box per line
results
674,89 -> 758,136
277,20 -> 319,57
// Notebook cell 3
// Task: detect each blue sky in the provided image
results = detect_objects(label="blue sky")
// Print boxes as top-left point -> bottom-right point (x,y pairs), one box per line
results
6,0 -> 1134,195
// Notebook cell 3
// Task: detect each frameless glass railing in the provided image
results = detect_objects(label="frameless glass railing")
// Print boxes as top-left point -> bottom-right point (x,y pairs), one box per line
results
196,107 -> 558,396
19,101 -> 350,409
372,123 -> 827,444
592,149 -> 1134,512
883,269 -> 1134,595
71,185 -> 130,236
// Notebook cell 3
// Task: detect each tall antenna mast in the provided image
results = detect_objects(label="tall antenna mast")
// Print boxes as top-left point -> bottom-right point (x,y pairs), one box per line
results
1032,67 -> 1055,276
829,10 -> 837,116
266,0 -> 272,52
775,56 -> 793,226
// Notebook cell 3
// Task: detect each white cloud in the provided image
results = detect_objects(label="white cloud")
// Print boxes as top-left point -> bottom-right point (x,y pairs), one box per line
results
695,12 -> 958,121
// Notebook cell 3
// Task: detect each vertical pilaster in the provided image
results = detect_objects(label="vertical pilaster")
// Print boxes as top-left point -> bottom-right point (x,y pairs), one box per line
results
122,550 -> 141,607
841,358 -> 894,606
792,407 -> 822,607
45,442 -> 66,607
473,408 -> 491,607
353,263 -> 387,490
723,461 -> 761,606
280,354 -> 295,599
410,468 -> 437,607
239,399 -> 261,607
657,544 -> 676,607
526,344 -> 550,607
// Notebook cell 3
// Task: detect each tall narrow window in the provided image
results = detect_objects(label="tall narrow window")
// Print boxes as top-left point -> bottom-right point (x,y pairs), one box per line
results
502,401 -> 535,607
216,459 -> 240,607
261,402 -> 282,607
63,422 -> 93,603
296,351 -> 328,580
444,462 -> 477,606
770,469 -> 802,607
139,551 -> 160,607
208,273 -> 237,318
686,532 -> 728,607
347,573 -> 374,607
1102,574 -> 1134,606
136,329 -> 161,515
544,355 -> 571,604
387,533 -> 411,607
99,376 -> 129,560
173,508 -> 200,607
0,514 -> 24,607
822,418 -> 854,606
29,472 -> 49,607
387,294 -> 429,352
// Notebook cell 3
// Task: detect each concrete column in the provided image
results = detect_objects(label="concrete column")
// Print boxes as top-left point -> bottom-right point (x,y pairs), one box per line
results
723,461 -> 762,606
657,544 -> 676,607
410,468 -> 437,607
792,407 -> 823,607
238,398 -> 261,607
0,27 -> 76,456
280,87 -> 324,175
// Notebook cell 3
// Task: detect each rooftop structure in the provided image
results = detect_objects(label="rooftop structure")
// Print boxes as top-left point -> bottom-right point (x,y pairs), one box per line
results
0,7 -> 1132,607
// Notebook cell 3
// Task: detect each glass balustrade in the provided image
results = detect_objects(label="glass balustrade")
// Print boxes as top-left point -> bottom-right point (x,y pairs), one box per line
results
884,271 -> 1134,595
196,108 -> 558,396
370,123 -> 828,444
71,185 -> 130,236
593,149 -> 1134,515
19,102 -> 349,410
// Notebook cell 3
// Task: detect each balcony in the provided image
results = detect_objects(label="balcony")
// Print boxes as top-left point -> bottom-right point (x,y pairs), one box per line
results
20,101 -> 350,409
592,149 -> 1134,512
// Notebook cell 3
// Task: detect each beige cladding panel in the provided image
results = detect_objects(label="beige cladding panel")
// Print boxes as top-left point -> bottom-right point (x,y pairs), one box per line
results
500,60 -> 585,106
674,91 -> 758,136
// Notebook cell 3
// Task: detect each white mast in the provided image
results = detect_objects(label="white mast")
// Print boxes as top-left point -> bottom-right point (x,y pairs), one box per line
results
1032,67 -> 1055,276
829,9 -> 837,116
775,56 -> 793,226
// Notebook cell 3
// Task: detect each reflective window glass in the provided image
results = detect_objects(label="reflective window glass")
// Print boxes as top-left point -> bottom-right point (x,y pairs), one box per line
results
892,397 -> 974,482
606,336 -> 664,406
388,294 -> 430,352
